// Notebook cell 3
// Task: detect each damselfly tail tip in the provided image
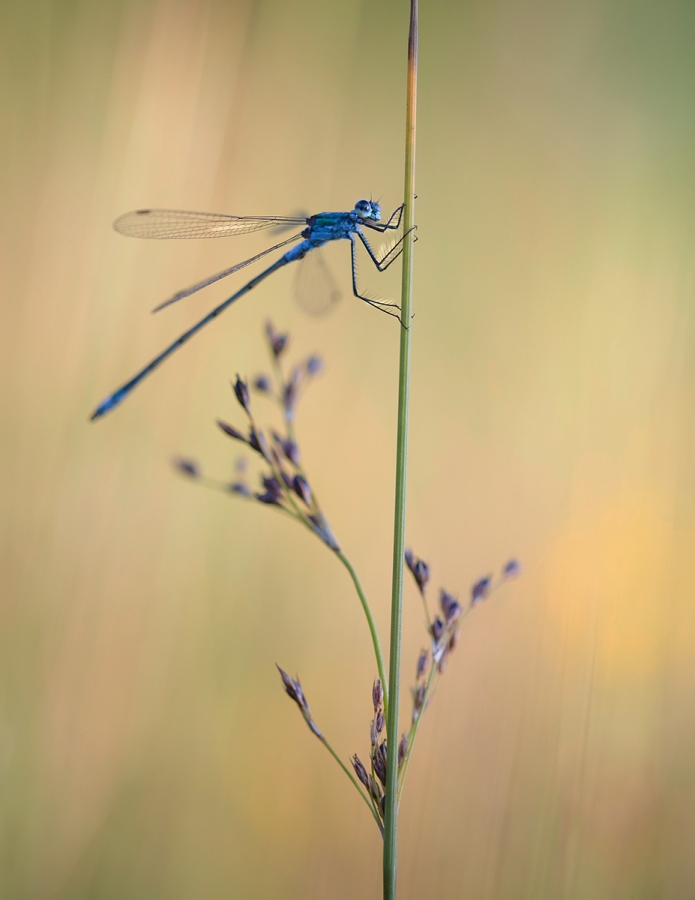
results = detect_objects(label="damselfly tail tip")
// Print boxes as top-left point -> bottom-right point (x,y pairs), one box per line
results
151,295 -> 178,313
90,389 -> 127,421
89,401 -> 110,421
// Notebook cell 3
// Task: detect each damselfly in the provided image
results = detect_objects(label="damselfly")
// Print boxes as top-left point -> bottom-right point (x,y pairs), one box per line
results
90,199 -> 409,420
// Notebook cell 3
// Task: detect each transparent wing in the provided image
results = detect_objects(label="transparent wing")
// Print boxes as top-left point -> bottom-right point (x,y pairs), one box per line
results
270,209 -> 309,235
114,208 -> 307,240
294,248 -> 341,317
153,232 -> 304,312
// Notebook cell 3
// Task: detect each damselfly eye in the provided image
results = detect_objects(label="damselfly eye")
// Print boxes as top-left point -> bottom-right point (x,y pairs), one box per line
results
354,200 -> 371,217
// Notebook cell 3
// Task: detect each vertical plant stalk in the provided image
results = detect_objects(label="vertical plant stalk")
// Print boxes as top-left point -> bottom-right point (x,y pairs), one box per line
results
383,1 -> 418,898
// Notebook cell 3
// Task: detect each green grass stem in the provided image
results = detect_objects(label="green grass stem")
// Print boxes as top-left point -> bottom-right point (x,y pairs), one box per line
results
318,734 -> 384,835
337,551 -> 389,710
383,1 -> 418,897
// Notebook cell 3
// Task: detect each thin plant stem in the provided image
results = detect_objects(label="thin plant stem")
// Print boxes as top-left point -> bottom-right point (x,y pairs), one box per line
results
417,590 -> 431,631
383,2 -> 418,898
336,551 -> 389,712
396,609 -> 473,804
397,661 -> 436,803
318,735 -> 384,835
187,475 -> 385,829
202,469 -> 387,694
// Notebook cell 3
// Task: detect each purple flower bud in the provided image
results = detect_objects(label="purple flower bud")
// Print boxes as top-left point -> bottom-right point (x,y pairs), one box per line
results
370,719 -> 378,747
440,590 -> 461,623
416,649 -> 428,680
369,775 -> 383,804
276,664 -> 322,739
431,616 -> 444,641
262,475 -> 283,500
292,474 -> 312,506
405,549 -> 430,594
265,321 -> 288,358
375,709 -> 385,735
253,374 -> 271,393
412,683 -> 426,718
439,589 -> 455,618
276,665 -> 305,708
371,750 -> 385,787
414,560 -> 429,592
248,427 -> 270,461
248,428 -> 261,452
447,601 -> 462,623
229,482 -> 251,496
352,754 -> 370,790
503,559 -> 521,579
174,458 -> 199,478
256,474 -> 283,506
282,438 -> 300,466
305,355 -> 323,376
217,420 -> 247,442
471,576 -> 492,605
271,431 -> 300,466
373,741 -> 387,787
233,375 -> 250,412
398,733 -> 408,767
372,678 -> 384,712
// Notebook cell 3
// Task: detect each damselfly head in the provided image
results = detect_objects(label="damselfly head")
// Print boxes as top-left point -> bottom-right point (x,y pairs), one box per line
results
354,199 -> 381,221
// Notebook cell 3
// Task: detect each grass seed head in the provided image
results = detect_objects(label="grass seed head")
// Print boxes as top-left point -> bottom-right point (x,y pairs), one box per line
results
398,733 -> 408,767
405,549 -> 430,594
431,616 -> 444,642
217,420 -> 247,442
305,355 -> 323,376
257,474 -> 283,506
233,375 -> 250,412
352,754 -> 370,790
372,678 -> 384,712
174,458 -> 199,478
253,374 -> 271,393
265,321 -> 288,358
292,474 -> 312,506
416,649 -> 428,680
471,575 -> 492,605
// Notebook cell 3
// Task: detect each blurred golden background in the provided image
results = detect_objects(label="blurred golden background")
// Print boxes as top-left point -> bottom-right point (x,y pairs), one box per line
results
3,0 -> 695,897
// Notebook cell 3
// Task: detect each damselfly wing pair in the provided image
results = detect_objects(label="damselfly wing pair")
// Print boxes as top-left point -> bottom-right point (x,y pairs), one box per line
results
91,199 -> 410,420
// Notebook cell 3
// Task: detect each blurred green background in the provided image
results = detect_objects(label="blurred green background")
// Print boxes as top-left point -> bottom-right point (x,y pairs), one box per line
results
3,0 -> 695,897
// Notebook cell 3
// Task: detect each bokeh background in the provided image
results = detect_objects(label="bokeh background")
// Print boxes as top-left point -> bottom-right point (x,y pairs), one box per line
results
3,0 -> 695,897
